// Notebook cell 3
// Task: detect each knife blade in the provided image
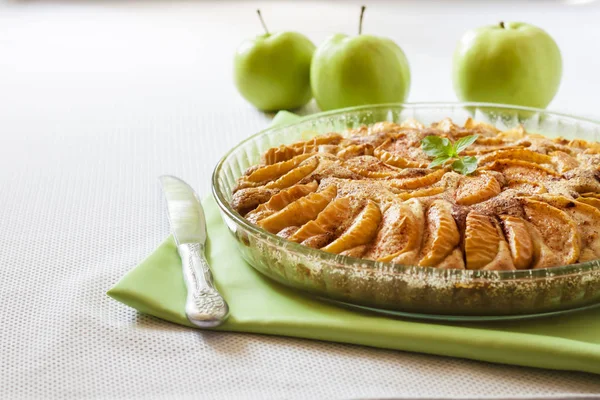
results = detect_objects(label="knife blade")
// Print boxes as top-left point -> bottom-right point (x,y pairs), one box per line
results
159,175 -> 229,328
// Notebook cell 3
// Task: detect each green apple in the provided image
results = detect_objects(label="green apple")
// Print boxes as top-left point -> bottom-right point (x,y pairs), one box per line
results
234,10 -> 315,111
453,22 -> 562,109
310,7 -> 411,111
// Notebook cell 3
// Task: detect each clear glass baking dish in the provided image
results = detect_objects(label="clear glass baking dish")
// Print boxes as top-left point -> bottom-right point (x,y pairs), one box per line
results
212,103 -> 600,318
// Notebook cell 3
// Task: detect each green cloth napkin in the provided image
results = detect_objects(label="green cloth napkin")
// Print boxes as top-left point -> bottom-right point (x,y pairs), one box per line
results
108,111 -> 600,375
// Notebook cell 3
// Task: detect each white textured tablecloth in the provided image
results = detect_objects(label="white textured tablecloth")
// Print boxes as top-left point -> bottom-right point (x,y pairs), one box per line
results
2,1 -> 600,398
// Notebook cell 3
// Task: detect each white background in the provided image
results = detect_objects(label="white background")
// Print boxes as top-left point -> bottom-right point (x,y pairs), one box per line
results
1,0 -> 600,398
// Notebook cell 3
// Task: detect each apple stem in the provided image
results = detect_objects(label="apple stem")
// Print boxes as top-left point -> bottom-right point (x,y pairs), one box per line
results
499,21 -> 505,29
359,5 -> 366,35
257,9 -> 269,35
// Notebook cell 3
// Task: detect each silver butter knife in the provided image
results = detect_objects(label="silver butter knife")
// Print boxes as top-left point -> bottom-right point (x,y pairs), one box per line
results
159,175 -> 229,328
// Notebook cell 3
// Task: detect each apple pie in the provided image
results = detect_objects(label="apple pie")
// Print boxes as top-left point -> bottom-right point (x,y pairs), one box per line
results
231,118 -> 600,271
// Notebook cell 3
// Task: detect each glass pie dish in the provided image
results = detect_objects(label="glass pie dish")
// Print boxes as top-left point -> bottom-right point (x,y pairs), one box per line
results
212,103 -> 600,318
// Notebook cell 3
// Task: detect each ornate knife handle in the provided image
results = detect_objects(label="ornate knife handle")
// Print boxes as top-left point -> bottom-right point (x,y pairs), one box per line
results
178,243 -> 229,328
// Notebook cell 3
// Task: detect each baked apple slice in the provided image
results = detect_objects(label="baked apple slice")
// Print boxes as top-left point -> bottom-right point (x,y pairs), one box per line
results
265,157 -> 319,189
500,215 -> 534,269
536,195 -> 600,262
418,200 -> 460,267
455,173 -> 502,206
262,145 -> 298,165
464,212 -> 502,270
397,186 -> 445,201
391,168 -> 447,190
321,201 -> 382,254
484,159 -> 559,178
374,146 -> 428,169
368,199 -> 424,263
437,247 -> 466,269
520,198 -> 580,268
246,153 -> 313,183
336,143 -> 374,160
577,196 -> 600,210
550,151 -> 579,174
258,185 -> 337,233
289,197 -> 352,243
580,192 -> 600,199
478,149 -> 552,166
246,181 -> 318,223
289,133 -> 343,151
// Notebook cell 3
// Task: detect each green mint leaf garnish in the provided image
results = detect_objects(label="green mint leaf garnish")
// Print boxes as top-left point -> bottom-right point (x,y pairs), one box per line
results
420,134 -> 479,175
428,156 -> 452,169
452,156 -> 478,175
462,156 -> 478,174
454,135 -> 479,155
421,136 -> 452,158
